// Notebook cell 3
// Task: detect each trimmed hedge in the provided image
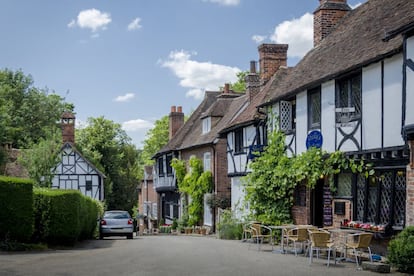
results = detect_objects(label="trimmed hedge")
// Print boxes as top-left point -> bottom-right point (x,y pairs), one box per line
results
0,176 -> 34,242
33,189 -> 102,245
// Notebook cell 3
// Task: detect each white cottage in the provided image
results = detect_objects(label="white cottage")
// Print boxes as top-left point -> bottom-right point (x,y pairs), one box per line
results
224,0 -> 414,230
51,112 -> 105,201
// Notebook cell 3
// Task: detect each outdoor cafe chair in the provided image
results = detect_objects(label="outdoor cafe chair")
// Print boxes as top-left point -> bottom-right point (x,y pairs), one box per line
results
242,222 -> 253,242
285,227 -> 309,256
308,230 -> 336,267
341,232 -> 373,267
249,223 -> 273,251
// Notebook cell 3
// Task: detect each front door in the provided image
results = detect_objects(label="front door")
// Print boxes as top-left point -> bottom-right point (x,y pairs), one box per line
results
311,179 -> 325,227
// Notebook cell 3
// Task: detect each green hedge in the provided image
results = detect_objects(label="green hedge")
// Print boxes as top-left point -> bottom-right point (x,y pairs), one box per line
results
33,189 -> 102,245
0,176 -> 34,242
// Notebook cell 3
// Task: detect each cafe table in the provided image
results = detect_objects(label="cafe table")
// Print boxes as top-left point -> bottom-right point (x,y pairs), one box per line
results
269,224 -> 314,254
325,227 -> 363,262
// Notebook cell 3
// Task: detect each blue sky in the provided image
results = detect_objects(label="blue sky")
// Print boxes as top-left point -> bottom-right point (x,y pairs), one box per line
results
0,0 -> 364,148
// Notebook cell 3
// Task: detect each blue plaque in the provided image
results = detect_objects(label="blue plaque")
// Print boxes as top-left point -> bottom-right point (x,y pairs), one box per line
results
306,130 -> 323,149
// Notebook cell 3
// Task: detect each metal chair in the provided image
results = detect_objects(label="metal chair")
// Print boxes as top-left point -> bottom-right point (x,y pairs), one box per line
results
308,230 -> 336,267
285,227 -> 309,256
342,232 -> 373,267
250,223 -> 273,251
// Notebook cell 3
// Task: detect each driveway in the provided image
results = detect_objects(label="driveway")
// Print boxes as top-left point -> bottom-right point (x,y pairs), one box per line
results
0,234 -> 401,276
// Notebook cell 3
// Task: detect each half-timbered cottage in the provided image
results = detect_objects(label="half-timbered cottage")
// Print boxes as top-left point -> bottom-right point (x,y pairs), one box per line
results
51,112 -> 105,201
153,87 -> 247,228
254,0 -> 414,230
219,44 -> 289,218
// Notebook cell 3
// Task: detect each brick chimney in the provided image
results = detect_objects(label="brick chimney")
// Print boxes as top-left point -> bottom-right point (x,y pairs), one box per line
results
245,60 -> 260,102
169,106 -> 184,140
258,44 -> 288,85
223,83 -> 230,93
61,111 -> 75,145
313,0 -> 351,47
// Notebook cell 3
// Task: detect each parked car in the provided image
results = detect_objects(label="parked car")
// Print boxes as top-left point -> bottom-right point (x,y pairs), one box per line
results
99,210 -> 134,239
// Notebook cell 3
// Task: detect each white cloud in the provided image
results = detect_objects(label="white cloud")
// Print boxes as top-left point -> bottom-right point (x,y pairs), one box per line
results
252,35 -> 266,44
114,93 -> 135,102
161,50 -> 240,100
270,13 -> 313,58
127,18 -> 142,31
68,9 -> 111,32
204,0 -> 240,6
122,119 -> 153,131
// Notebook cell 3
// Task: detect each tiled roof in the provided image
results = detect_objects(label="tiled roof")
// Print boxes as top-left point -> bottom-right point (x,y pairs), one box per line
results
263,0 -> 414,105
156,91 -> 246,155
178,93 -> 247,150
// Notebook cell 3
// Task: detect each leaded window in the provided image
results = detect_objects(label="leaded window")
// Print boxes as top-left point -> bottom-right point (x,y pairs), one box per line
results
166,154 -> 173,175
234,129 -> 244,154
308,87 -> 321,130
335,73 -> 361,123
336,173 -> 352,197
355,170 -> 406,228
158,157 -> 164,176
280,100 -> 296,132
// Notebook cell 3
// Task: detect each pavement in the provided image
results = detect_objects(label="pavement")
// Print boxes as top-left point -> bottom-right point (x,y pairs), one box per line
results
0,234 -> 404,276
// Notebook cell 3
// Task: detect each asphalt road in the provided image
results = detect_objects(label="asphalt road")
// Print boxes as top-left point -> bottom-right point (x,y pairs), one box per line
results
0,234 -> 402,276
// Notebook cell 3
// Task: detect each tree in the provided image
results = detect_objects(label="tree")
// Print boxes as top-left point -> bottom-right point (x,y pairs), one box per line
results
230,71 -> 248,92
18,130 -> 62,187
76,117 -> 140,212
0,69 -> 73,149
140,115 -> 169,165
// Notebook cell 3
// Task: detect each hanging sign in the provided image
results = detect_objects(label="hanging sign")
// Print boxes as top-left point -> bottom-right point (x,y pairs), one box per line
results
306,130 -> 323,149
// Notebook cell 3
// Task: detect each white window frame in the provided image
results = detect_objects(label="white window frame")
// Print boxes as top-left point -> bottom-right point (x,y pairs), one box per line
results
203,152 -> 211,172
202,117 -> 211,134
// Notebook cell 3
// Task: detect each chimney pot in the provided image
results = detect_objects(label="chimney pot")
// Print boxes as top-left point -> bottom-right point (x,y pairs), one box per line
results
177,106 -> 182,113
171,106 -> 176,113
224,83 -> 230,93
250,61 -> 257,74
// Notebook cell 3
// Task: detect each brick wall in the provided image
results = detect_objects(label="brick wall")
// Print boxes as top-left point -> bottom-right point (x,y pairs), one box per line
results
313,0 -> 350,46
258,44 -> 288,85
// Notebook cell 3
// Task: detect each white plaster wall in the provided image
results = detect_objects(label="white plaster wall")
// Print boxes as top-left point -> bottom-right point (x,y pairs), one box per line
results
337,125 -> 362,152
406,36 -> 414,126
296,91 -> 307,154
362,62 -> 382,149
321,80 -> 336,153
245,125 -> 256,147
231,177 -> 248,220
383,54 -> 404,147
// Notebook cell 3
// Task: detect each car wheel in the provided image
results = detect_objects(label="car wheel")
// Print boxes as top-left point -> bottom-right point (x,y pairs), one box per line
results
127,233 -> 133,239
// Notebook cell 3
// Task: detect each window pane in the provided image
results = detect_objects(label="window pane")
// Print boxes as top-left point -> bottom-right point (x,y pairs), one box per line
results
337,173 -> 352,197
308,88 -> 321,129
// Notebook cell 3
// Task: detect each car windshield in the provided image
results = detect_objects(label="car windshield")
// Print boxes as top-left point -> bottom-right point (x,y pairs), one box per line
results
104,212 -> 130,219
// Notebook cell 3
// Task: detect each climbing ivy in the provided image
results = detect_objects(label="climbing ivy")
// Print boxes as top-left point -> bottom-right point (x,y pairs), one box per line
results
171,156 -> 213,226
243,129 -> 373,225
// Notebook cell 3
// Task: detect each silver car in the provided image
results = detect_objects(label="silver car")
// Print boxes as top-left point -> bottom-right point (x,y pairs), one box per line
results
99,210 -> 134,239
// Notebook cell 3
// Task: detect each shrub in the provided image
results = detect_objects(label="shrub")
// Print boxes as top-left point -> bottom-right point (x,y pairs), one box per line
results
387,226 -> 414,274
0,176 -> 34,242
217,210 -> 242,240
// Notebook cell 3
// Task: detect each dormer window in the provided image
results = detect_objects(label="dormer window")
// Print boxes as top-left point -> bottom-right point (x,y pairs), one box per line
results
202,117 -> 211,134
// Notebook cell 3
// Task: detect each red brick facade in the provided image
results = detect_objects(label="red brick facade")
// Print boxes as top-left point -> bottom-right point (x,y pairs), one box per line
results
61,111 -> 75,145
258,44 -> 288,85
169,106 -> 184,140
313,0 -> 350,46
